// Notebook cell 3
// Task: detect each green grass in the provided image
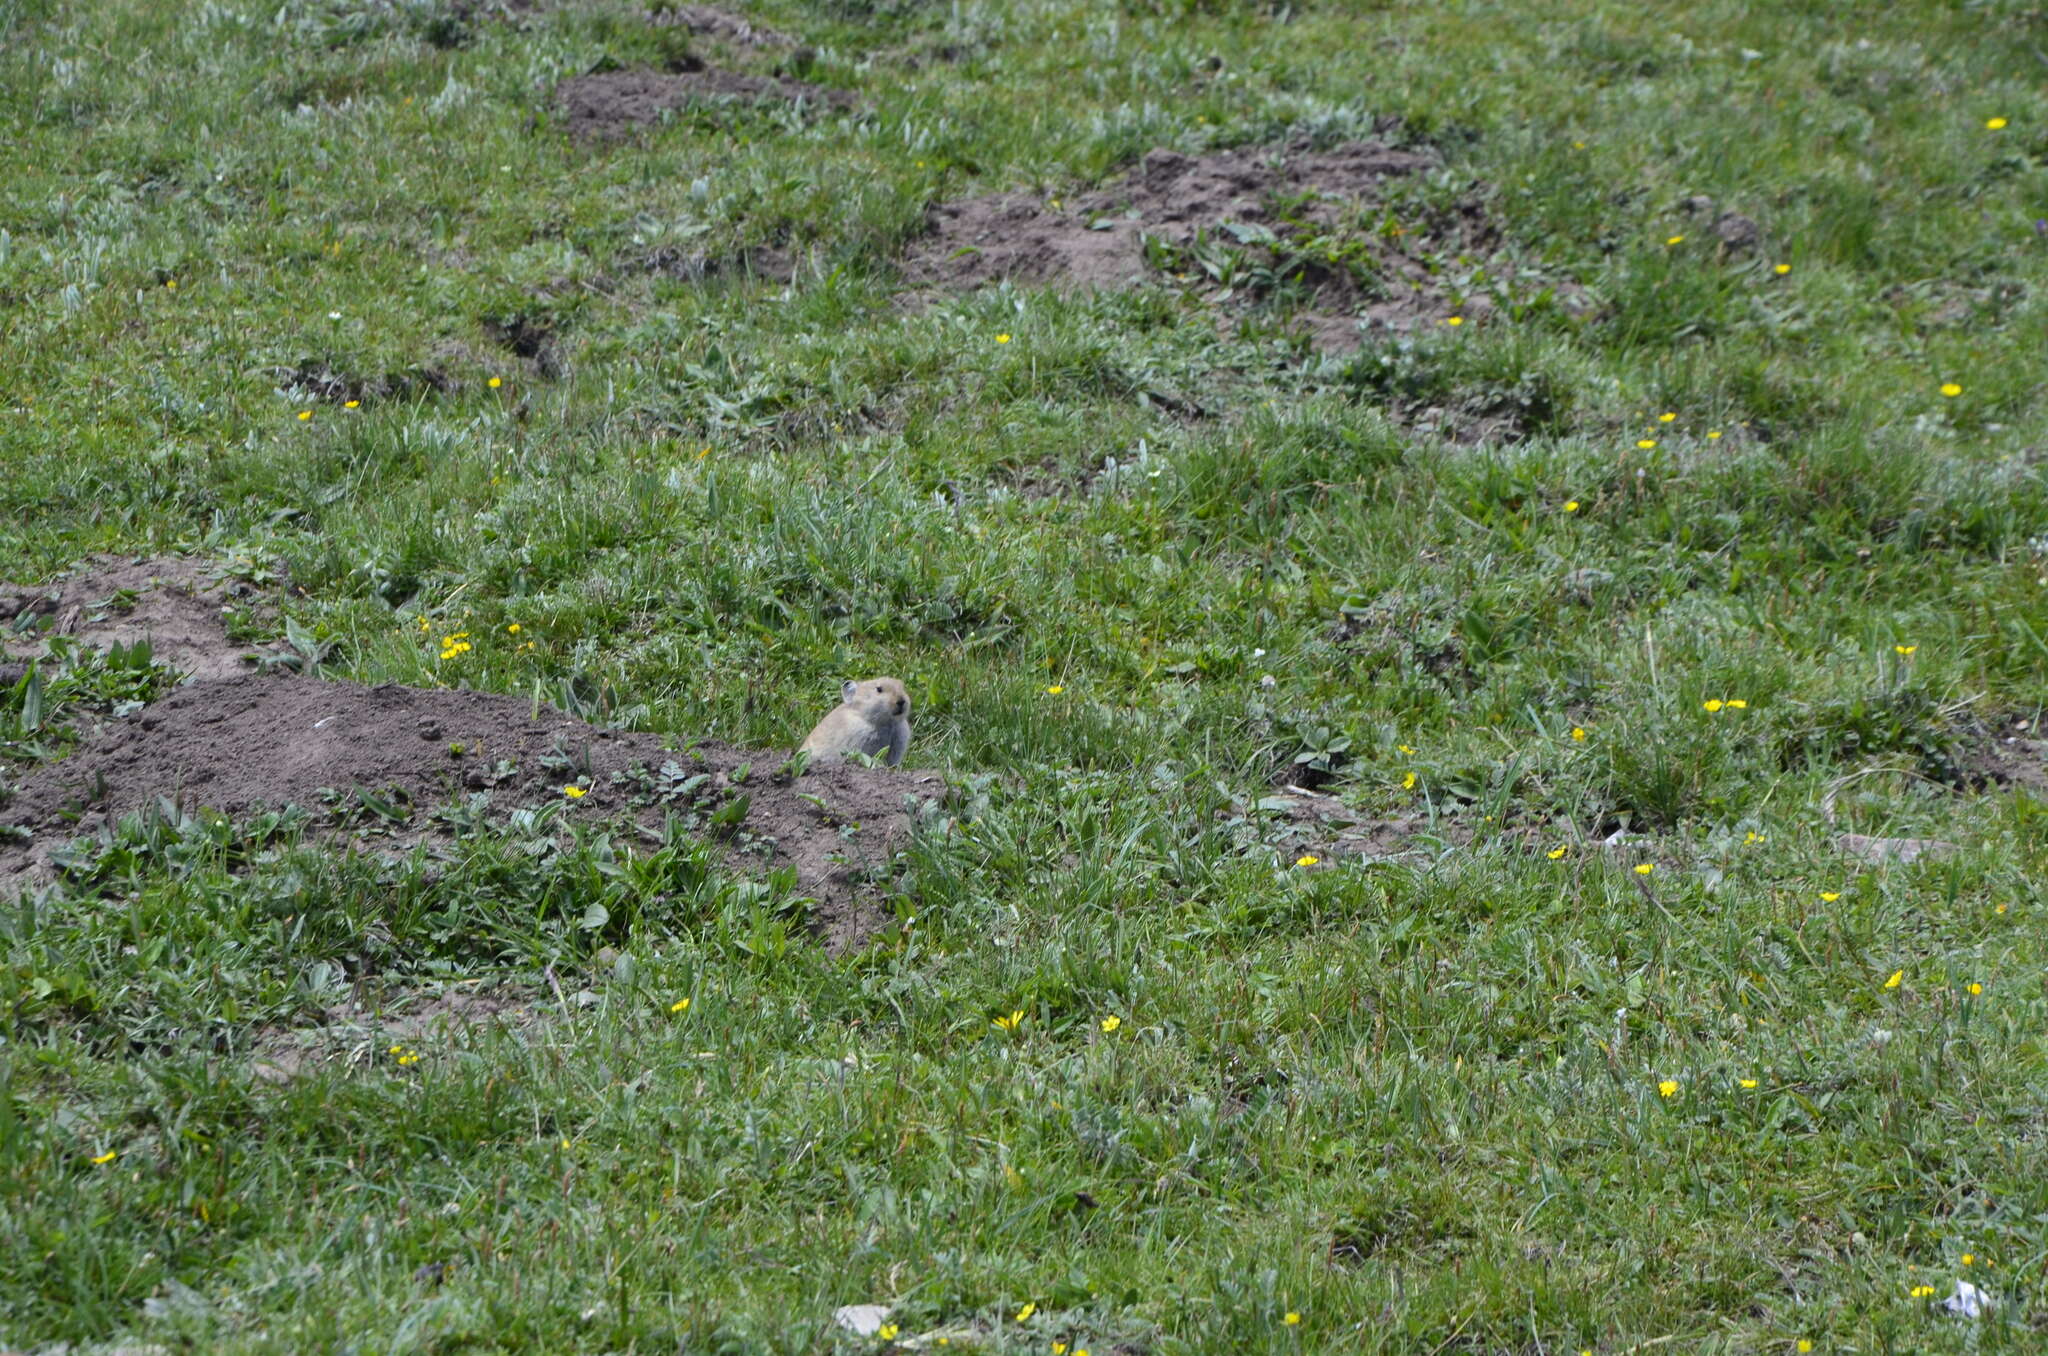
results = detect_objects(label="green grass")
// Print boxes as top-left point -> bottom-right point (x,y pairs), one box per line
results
5,0 -> 2048,1349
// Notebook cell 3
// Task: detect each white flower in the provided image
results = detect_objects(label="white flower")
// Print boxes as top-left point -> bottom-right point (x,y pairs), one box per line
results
1944,1281 -> 1995,1319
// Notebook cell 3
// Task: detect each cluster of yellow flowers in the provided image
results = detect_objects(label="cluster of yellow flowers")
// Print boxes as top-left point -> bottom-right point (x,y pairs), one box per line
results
1701,698 -> 1749,713
387,1043 -> 422,1067
439,632 -> 473,660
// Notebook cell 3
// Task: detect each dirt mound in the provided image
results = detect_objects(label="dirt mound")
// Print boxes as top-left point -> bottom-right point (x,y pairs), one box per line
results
902,141 -> 1515,351
556,66 -> 853,138
0,556 -> 278,684
0,674 -> 929,951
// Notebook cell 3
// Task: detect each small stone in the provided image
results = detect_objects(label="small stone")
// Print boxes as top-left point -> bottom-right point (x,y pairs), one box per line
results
1713,212 -> 1762,250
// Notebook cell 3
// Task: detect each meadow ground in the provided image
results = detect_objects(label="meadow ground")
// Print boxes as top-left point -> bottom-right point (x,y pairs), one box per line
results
2,0 -> 2047,1350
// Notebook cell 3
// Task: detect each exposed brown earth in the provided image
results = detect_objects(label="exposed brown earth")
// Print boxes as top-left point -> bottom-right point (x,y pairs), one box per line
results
0,672 -> 928,950
900,141 -> 1531,351
556,65 -> 854,138
0,555 -> 278,684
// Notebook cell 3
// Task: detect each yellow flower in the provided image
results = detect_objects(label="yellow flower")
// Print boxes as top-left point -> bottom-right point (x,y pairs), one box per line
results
1797,1342 -> 1812,1353
562,785 -> 587,799
1706,429 -> 1723,439
1564,500 -> 1580,513
1046,685 -> 1064,695
1739,1078 -> 1759,1090
879,1324 -> 900,1340
996,334 -> 1012,344
1773,263 -> 1792,276
1444,316 -> 1463,326
1402,771 -> 1416,790
165,278 -> 177,289
1726,699 -> 1747,709
488,376 -> 502,389
1997,903 -> 2008,914
91,1150 -> 118,1165
1894,644 -> 1917,656
1637,438 -> 1657,449
1820,891 -> 1840,902
1911,1285 -> 1936,1298
1940,383 -> 1962,398
1016,1302 -> 1036,1322
671,997 -> 691,1013
1703,699 -> 1723,713
1967,982 -> 1983,995
344,399 -> 360,409
1547,846 -> 1567,860
1884,970 -> 1903,990
507,623 -> 521,634
1054,1346 -> 1068,1355
1635,863 -> 1655,875
1745,831 -> 1765,845
1659,411 -> 1676,423
1295,854 -> 1320,867
1397,744 -> 1415,755
1658,1079 -> 1678,1097
1571,726 -> 1587,740
1962,1253 -> 1975,1266
297,410 -> 312,421
1284,1311 -> 1302,1325
1666,235 -> 1685,246
1101,1015 -> 1121,1032
1986,116 -> 2008,130
993,1010 -> 1024,1032
1572,140 -> 1586,149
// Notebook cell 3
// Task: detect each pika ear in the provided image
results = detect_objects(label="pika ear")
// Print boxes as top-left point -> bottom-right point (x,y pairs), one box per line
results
840,679 -> 857,702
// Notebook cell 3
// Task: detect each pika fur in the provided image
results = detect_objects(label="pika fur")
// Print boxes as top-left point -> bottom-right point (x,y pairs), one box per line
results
798,676 -> 910,768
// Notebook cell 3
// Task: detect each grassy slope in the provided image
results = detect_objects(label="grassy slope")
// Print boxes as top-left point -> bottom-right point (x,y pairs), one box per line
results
3,0 -> 2047,1349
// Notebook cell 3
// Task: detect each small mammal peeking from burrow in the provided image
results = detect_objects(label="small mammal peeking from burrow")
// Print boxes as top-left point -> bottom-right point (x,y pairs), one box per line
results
799,676 -> 910,768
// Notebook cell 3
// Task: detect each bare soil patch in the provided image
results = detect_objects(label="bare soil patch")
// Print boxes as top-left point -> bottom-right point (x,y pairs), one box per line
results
0,674 -> 930,951
278,359 -> 454,407
251,984 -> 536,1084
1955,729 -> 2048,797
901,141 -> 1521,351
1251,789 -> 1454,864
0,555 -> 279,684
638,242 -> 796,285
651,4 -> 798,50
483,312 -> 563,380
556,65 -> 853,138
